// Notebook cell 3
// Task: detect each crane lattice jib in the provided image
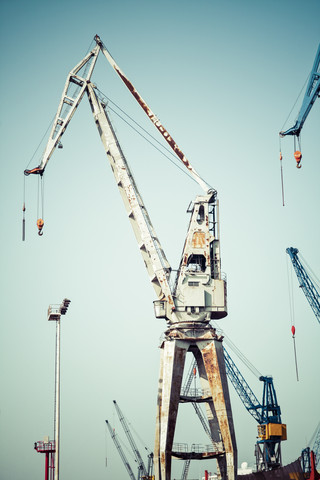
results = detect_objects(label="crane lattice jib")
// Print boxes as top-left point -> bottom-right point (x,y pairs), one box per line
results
286,247 -> 320,324
181,459 -> 191,480
223,347 -> 263,424
113,401 -> 148,478
313,424 -> 320,467
280,43 -> 320,137
105,420 -> 136,480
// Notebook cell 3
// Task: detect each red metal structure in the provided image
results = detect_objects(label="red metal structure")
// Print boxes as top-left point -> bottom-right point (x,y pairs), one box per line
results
34,440 -> 55,480
309,450 -> 320,480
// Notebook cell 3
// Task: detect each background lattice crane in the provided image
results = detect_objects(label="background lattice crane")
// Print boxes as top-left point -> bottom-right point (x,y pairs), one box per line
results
106,403 -> 154,480
105,419 -> 136,480
113,400 -> 151,480
180,347 -> 287,474
286,247 -> 320,324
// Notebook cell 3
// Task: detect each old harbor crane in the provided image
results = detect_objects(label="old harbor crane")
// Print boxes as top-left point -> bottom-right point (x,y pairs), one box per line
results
279,43 -> 320,169
286,247 -> 320,324
24,35 -> 237,480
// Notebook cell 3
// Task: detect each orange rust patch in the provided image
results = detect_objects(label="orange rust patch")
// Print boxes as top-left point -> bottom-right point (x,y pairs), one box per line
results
192,231 -> 206,248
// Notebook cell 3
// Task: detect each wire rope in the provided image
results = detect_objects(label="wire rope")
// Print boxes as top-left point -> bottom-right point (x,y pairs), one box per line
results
25,116 -> 55,170
211,321 -> 262,379
286,254 -> 295,328
119,409 -> 151,455
96,88 -> 203,187
309,421 -> 320,448
286,254 -> 299,381
280,74 -> 309,132
279,137 -> 285,207
97,88 -> 182,160
117,432 -> 137,462
299,252 -> 320,289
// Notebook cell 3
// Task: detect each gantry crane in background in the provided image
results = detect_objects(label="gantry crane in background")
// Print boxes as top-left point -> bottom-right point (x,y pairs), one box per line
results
179,346 -> 287,477
105,419 -> 137,480
113,401 -> 154,480
106,402 -> 154,480
286,247 -> 320,324
279,43 -> 320,169
180,347 -> 287,480
223,348 -> 287,472
301,422 -> 320,480
24,35 -> 237,480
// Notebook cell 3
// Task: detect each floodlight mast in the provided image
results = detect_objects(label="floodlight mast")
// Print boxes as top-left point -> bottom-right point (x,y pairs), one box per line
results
48,299 -> 71,480
25,36 -> 237,479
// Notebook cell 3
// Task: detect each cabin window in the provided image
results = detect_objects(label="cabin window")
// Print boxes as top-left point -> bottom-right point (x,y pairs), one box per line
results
197,204 -> 205,224
187,254 -> 206,272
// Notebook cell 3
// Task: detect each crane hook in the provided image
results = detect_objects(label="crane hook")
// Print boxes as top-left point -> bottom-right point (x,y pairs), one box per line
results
37,218 -> 44,236
294,150 -> 302,169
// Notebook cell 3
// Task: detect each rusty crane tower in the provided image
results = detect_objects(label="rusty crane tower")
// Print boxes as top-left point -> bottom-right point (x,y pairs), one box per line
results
24,35 -> 237,479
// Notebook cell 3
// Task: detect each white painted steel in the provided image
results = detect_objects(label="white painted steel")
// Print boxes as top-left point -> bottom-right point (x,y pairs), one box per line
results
36,45 -> 100,173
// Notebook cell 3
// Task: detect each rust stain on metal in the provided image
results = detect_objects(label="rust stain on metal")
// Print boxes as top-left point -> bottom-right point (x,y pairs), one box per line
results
114,66 -> 195,172
192,231 -> 206,249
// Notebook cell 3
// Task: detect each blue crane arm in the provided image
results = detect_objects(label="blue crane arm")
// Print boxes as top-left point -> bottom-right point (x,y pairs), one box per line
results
280,44 -> 320,137
223,347 -> 263,424
286,247 -> 320,324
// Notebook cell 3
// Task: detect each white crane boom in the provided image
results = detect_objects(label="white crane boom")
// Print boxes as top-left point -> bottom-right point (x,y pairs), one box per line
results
24,44 -> 100,176
86,82 -> 175,315
24,35 -> 226,325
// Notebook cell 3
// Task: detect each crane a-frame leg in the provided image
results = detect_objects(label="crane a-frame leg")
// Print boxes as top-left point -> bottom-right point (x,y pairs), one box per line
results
154,327 -> 237,480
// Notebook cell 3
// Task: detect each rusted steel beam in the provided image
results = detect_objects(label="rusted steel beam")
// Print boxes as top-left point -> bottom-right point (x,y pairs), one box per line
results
154,331 -> 237,480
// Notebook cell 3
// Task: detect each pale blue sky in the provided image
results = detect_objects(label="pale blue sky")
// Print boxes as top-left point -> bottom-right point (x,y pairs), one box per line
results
1,1 -> 319,479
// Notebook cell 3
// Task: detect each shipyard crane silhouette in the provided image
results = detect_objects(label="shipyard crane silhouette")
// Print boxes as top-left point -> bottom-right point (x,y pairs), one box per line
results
105,402 -> 154,480
112,401 -> 154,480
24,35 -> 237,480
105,419 -> 137,480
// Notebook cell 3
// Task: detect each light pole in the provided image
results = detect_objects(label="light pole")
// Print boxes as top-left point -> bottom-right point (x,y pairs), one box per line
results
48,298 -> 71,480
